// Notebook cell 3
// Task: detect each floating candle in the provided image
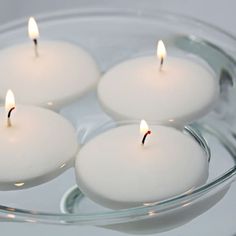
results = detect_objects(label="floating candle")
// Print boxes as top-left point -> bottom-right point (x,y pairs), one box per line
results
0,90 -> 78,190
75,121 -> 209,209
98,41 -> 219,127
0,17 -> 100,110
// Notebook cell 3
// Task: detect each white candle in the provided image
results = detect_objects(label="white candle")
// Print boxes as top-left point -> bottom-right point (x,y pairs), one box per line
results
98,41 -> 219,126
0,91 -> 78,190
0,17 -> 100,110
75,121 -> 209,209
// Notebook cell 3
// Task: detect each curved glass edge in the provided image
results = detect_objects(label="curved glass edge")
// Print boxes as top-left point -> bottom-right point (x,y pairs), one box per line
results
0,8 -> 234,225
0,122 -> 235,225
1,7 -> 236,48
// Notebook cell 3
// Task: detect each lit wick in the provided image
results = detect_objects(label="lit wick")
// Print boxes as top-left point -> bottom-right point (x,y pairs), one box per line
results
28,17 -> 39,57
142,130 -> 152,145
5,90 -> 15,127
33,38 -> 38,57
157,40 -> 166,71
160,57 -> 164,69
140,120 -> 152,146
7,107 -> 15,127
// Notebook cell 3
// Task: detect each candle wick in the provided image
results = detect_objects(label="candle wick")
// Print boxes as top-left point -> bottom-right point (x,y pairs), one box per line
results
33,39 -> 39,57
7,107 -> 15,127
159,57 -> 164,71
142,130 -> 152,146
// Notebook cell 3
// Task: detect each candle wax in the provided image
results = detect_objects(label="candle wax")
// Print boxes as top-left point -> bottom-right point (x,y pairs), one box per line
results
0,105 -> 78,190
75,125 -> 208,209
0,41 -> 100,110
98,56 -> 219,126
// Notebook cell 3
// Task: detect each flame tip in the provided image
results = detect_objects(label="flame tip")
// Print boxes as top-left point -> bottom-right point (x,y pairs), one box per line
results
157,40 -> 167,60
140,120 -> 149,134
28,17 -> 39,39
5,90 -> 15,111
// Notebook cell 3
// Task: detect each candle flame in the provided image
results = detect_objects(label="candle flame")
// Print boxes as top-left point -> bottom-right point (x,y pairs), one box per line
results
5,90 -> 15,111
14,182 -> 25,187
28,17 -> 39,40
157,40 -> 166,61
140,120 -> 149,135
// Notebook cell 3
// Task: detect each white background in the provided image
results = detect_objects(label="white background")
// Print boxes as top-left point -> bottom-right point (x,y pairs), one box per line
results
0,0 -> 236,235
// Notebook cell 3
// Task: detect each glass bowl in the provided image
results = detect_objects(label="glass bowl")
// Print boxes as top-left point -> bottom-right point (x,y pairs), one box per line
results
0,6 -> 235,235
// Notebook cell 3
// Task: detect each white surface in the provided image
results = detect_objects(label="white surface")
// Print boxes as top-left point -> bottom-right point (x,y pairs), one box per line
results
0,0 -> 235,235
76,125 -> 208,209
98,55 -> 218,125
0,40 -> 100,110
0,105 -> 78,189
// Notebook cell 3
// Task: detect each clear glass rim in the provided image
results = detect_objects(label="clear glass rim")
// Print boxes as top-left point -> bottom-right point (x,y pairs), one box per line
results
1,6 -> 236,47
0,7 -> 235,225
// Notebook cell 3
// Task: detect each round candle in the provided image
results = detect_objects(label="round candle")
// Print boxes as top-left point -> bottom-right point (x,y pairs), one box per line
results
0,92 -> 78,190
75,122 -> 209,209
98,42 -> 218,126
0,18 -> 100,110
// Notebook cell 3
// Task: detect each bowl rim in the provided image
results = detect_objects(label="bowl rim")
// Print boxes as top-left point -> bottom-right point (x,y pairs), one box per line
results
0,7 -> 235,225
